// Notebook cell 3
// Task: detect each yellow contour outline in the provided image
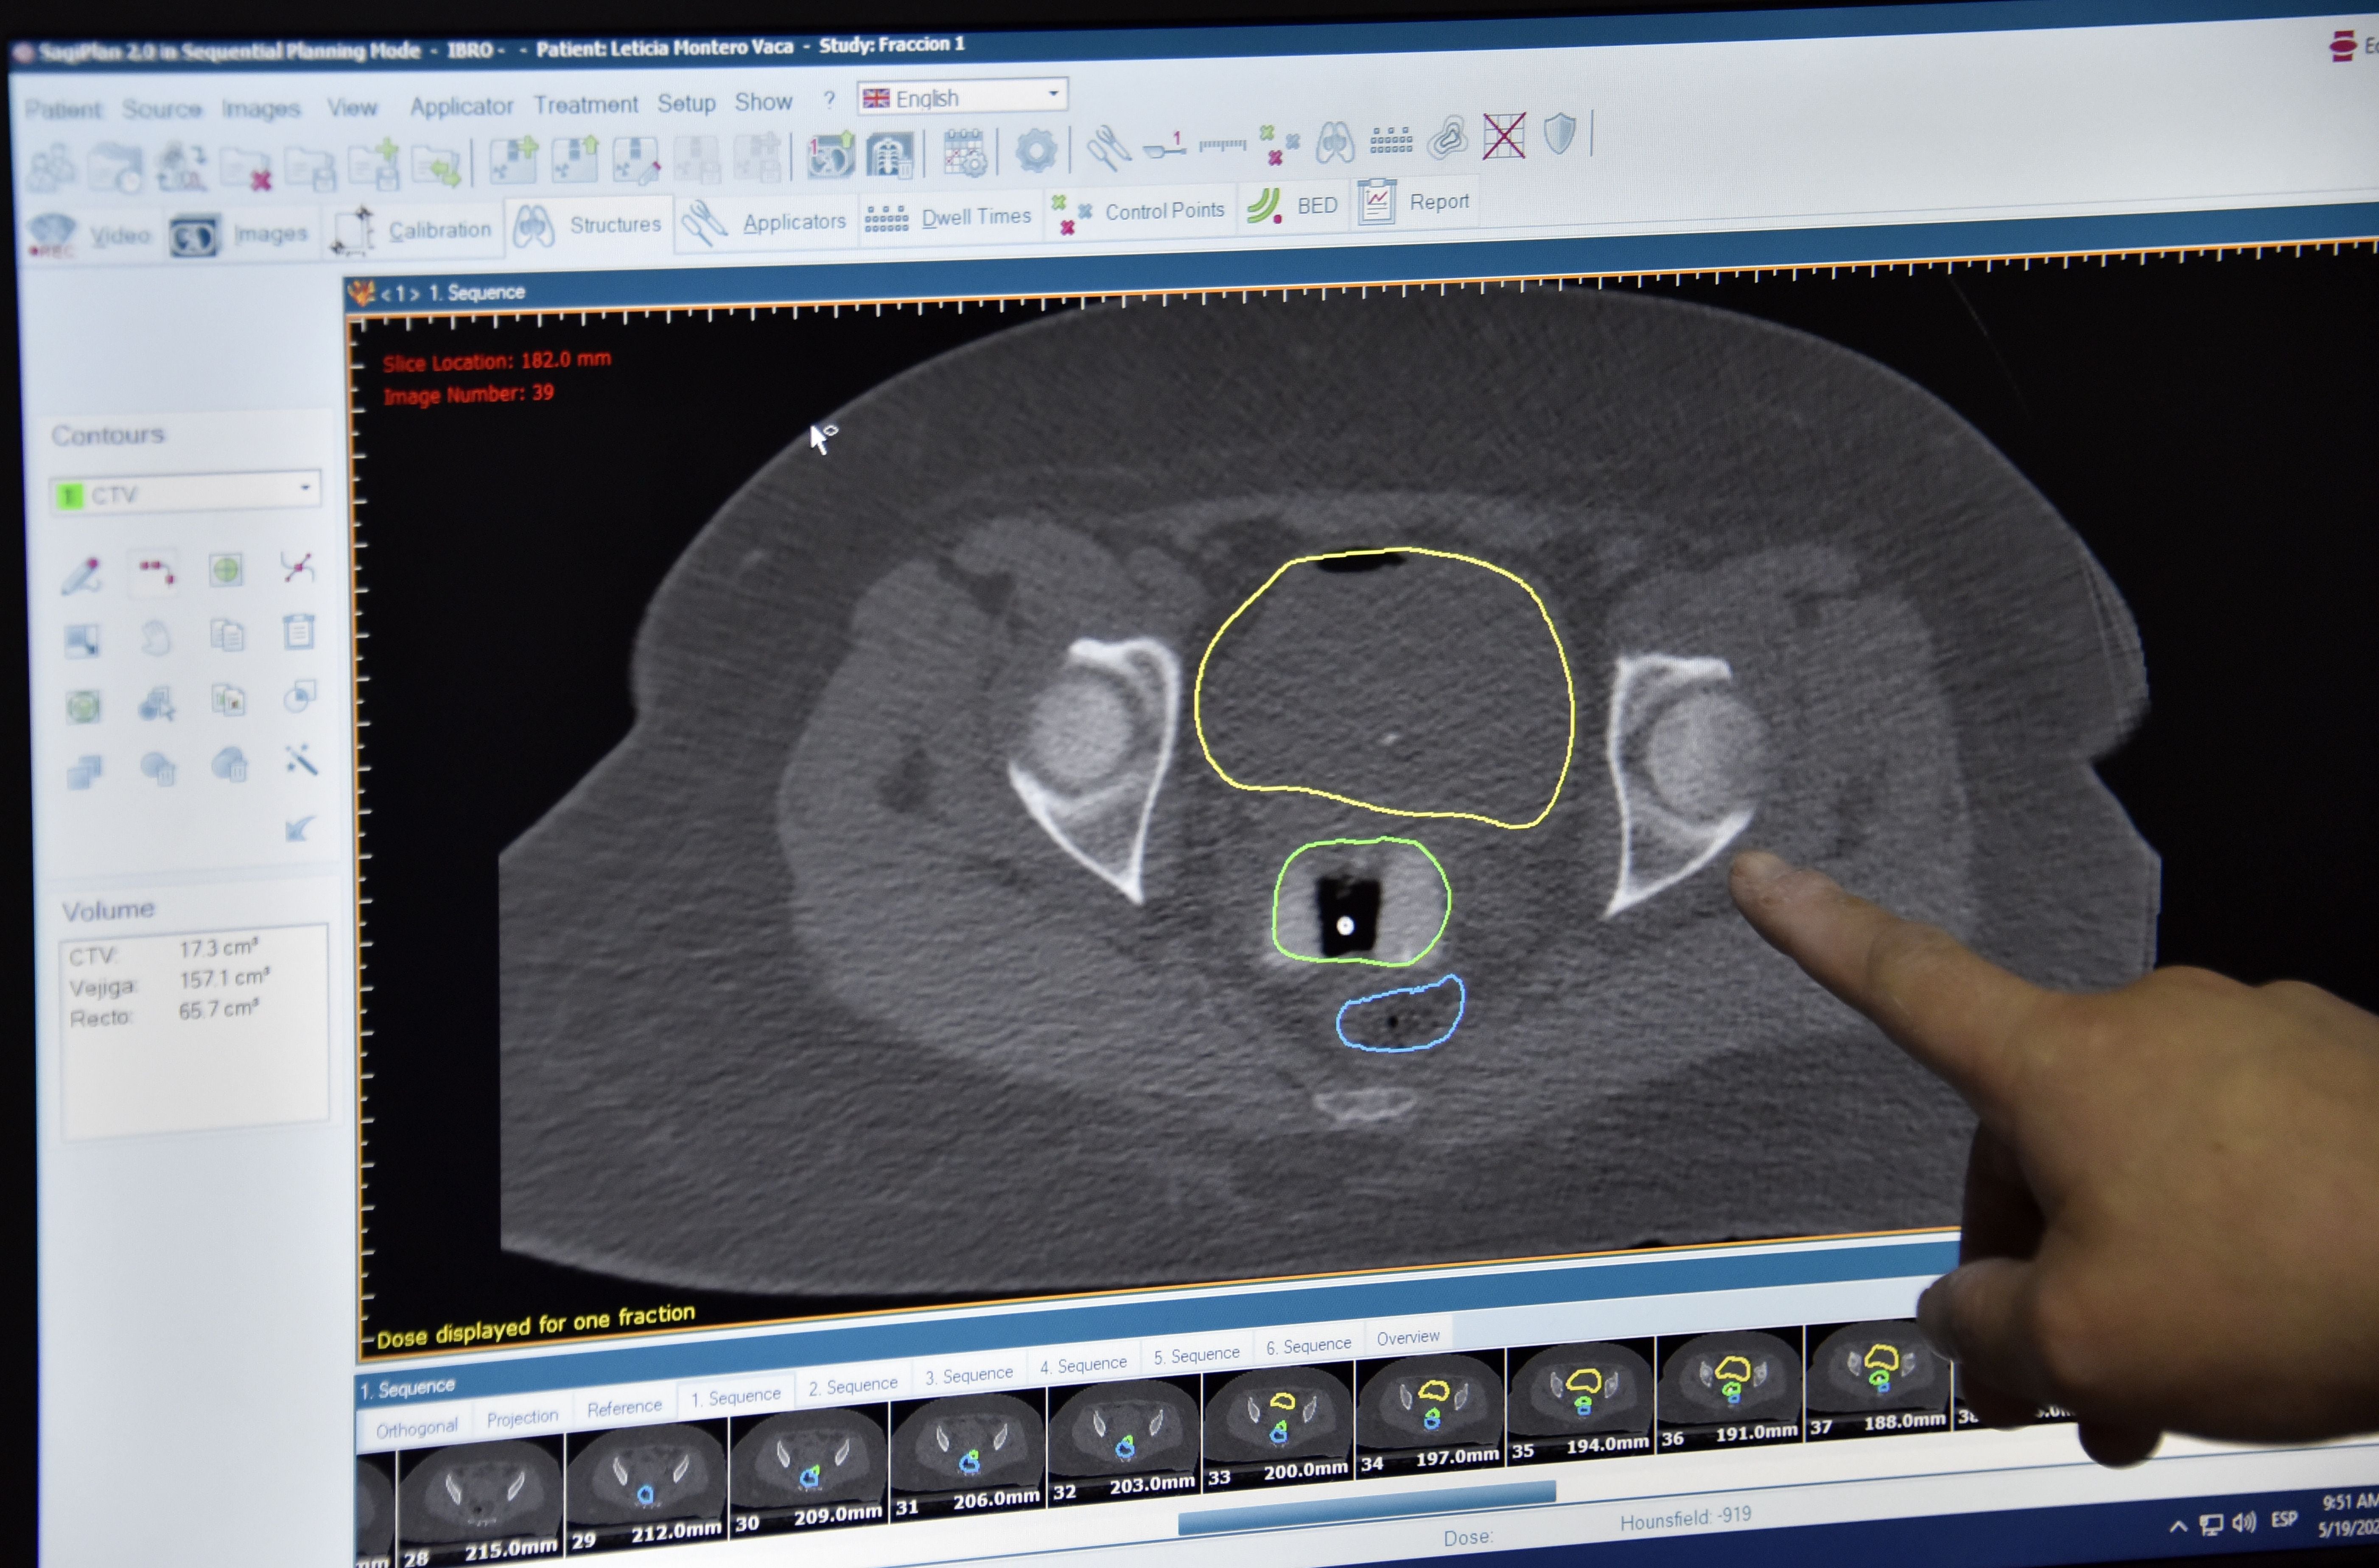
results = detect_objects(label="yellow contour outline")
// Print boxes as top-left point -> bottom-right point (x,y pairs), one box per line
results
1713,1355 -> 1753,1385
1269,1391 -> 1300,1411
1192,546 -> 1578,831
1565,1368 -> 1604,1395
1864,1344 -> 1900,1373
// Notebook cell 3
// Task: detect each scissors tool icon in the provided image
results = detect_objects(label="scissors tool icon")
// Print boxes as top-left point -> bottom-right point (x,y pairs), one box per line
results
1086,124 -> 1134,172
681,199 -> 728,247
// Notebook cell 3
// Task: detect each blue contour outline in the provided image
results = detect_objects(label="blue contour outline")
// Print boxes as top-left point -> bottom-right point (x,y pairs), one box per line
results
1334,973 -> 1466,1053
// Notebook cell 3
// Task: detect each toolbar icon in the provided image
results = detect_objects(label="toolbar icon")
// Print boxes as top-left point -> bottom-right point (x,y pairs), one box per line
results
865,131 -> 916,179
283,613 -> 316,650
332,208 -> 374,257
613,137 -> 662,185
943,127 -> 989,178
1427,115 -> 1467,160
350,139 -> 400,191
1315,121 -> 1355,163
210,619 -> 246,652
61,557 -> 100,595
287,147 -> 337,192
66,624 -> 99,658
26,143 -> 76,193
412,146 -> 463,188
1246,188 -> 1282,224
140,753 -> 176,787
1358,177 -> 1397,225
211,683 -> 247,717
1545,112 -> 1578,154
66,690 -> 101,725
28,212 -> 76,257
732,133 -> 783,183
158,141 -> 207,192
680,199 -> 727,247
212,747 -> 248,783
1014,128 -> 1058,174
555,134 -> 601,184
490,135 -> 540,185
210,552 -> 244,587
673,136 -> 723,184
223,147 -> 272,191
168,214 -> 221,258
1483,113 -> 1526,159
131,552 -> 180,596
511,205 -> 555,249
808,131 -> 856,179
1086,124 -> 1131,172
89,142 -> 143,194
285,678 -> 318,714
67,755 -> 101,790
140,685 -> 175,721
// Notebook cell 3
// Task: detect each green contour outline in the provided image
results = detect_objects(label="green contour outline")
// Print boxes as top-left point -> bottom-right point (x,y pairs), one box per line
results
1271,835 -> 1452,968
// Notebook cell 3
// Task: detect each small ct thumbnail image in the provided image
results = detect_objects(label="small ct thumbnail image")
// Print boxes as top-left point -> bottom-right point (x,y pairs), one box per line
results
1506,1339 -> 1658,1464
889,1392 -> 1048,1520
728,1405 -> 890,1535
355,1452 -> 395,1568
1202,1364 -> 1355,1494
1047,1378 -> 1204,1506
563,1421 -> 728,1553
1805,1319 -> 1954,1441
394,1436 -> 563,1565
1656,1327 -> 1805,1452
1355,1352 -> 1506,1478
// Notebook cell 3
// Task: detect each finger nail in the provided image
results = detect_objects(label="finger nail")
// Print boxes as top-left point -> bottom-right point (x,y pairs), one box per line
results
1916,1278 -> 1962,1361
1731,850 -> 1794,886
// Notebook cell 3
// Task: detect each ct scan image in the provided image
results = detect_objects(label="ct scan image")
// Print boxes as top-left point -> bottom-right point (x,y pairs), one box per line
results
1508,1341 -> 1657,1440
499,289 -> 2157,1297
729,1407 -> 887,1516
564,1422 -> 728,1541
395,1438 -> 563,1557
356,1453 -> 395,1568
1807,1319 -> 1952,1418
1049,1379 -> 1202,1479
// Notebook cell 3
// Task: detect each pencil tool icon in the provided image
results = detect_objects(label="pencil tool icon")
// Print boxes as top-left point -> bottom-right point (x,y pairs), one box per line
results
61,557 -> 100,594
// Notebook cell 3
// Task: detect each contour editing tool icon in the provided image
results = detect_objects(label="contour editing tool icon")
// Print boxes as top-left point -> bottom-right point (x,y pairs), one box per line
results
809,423 -> 838,454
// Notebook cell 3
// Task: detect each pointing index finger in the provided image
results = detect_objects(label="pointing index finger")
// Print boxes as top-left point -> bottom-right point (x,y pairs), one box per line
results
1728,850 -> 2050,1123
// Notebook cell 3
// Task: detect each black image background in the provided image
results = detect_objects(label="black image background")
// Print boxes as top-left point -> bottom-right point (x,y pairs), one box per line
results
348,251 -> 2379,1352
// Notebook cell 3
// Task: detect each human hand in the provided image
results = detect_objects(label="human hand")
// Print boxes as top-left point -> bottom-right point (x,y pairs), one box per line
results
1728,849 -> 2379,1466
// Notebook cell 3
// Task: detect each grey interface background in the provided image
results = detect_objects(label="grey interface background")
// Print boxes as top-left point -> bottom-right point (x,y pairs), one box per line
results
500,290 -> 2155,1296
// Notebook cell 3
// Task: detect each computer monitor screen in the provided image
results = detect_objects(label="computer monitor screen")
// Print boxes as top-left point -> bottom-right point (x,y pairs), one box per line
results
16,4 -> 2378,1565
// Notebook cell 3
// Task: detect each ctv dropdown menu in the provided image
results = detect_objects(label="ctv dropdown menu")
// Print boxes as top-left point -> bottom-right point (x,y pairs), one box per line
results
51,468 -> 325,515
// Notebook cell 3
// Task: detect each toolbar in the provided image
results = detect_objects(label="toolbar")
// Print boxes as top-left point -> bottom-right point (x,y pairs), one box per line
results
15,11 -> 2379,270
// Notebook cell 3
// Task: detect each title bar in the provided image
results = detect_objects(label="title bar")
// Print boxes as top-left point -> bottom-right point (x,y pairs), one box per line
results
6,0 -> 2359,72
